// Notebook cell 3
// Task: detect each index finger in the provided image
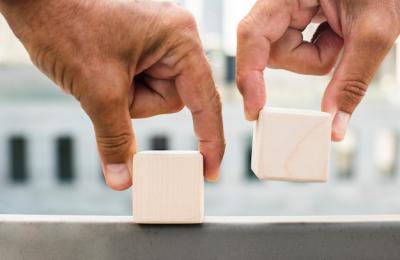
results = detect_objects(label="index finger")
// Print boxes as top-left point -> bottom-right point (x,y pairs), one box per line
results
236,0 -> 291,120
175,48 -> 225,182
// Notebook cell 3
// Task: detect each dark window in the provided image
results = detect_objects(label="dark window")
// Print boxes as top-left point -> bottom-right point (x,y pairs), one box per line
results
245,138 -> 257,180
8,136 -> 28,183
56,136 -> 75,183
225,55 -> 236,84
151,135 -> 169,150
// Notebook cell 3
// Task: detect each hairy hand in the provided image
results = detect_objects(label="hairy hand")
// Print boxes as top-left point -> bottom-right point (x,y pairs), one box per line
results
237,0 -> 400,141
1,0 -> 225,189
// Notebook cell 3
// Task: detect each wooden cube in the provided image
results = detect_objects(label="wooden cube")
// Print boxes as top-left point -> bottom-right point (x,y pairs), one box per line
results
133,151 -> 204,224
252,107 -> 331,182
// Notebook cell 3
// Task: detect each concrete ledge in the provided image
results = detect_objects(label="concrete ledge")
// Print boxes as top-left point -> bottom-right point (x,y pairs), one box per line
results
1,215 -> 400,260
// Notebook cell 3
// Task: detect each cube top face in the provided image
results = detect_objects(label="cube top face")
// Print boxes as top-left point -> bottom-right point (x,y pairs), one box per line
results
252,107 -> 331,182
262,107 -> 331,117
133,151 -> 204,224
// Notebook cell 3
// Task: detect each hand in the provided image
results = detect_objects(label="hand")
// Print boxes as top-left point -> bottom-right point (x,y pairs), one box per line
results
237,0 -> 399,141
0,0 -> 225,190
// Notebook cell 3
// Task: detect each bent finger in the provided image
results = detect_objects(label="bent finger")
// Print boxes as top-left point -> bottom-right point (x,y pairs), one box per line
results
130,76 -> 183,118
176,48 -> 225,182
322,22 -> 396,141
269,22 -> 343,74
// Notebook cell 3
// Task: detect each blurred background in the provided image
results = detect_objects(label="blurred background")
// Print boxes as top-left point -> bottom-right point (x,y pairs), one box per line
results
0,0 -> 399,216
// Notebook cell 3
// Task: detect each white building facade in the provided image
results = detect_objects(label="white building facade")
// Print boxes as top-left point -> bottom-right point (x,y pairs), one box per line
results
1,1 -> 400,216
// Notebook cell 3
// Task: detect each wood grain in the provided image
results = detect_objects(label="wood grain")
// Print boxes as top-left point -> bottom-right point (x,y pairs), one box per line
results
252,107 -> 332,182
133,151 -> 204,224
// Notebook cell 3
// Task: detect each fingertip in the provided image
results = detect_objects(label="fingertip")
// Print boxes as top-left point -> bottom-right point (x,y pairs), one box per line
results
204,160 -> 222,183
205,171 -> 220,183
200,141 -> 225,184
244,96 -> 264,121
245,109 -> 259,121
331,111 -> 350,142
331,132 -> 345,142
103,163 -> 132,191
203,150 -> 223,182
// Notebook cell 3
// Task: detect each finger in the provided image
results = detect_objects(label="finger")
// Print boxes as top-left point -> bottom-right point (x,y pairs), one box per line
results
269,22 -> 343,74
322,25 -> 396,141
130,76 -> 183,118
175,48 -> 225,182
236,1 -> 292,120
80,70 -> 134,191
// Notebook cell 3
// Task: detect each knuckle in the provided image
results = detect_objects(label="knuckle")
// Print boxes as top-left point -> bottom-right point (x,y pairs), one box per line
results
94,91 -> 124,109
192,90 -> 222,116
80,71 -> 127,113
237,19 -> 252,39
338,80 -> 368,113
165,6 -> 201,54
170,6 -> 197,32
169,99 -> 185,113
356,25 -> 395,50
96,132 -> 133,159
208,90 -> 223,114
82,89 -> 125,117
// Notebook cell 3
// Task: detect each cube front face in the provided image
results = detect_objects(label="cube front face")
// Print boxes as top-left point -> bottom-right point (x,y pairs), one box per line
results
252,107 -> 331,182
133,151 -> 204,224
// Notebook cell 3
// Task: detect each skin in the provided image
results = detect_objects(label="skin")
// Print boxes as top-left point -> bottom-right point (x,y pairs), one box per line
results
237,0 -> 400,141
0,0 -> 225,190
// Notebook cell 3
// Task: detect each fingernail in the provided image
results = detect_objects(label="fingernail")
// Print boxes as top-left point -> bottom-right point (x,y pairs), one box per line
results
206,173 -> 220,183
105,163 -> 131,187
245,111 -> 252,121
245,111 -> 256,121
332,111 -> 350,140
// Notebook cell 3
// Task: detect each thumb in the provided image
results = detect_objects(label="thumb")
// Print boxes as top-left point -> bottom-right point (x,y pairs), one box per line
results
81,71 -> 135,191
322,25 -> 396,141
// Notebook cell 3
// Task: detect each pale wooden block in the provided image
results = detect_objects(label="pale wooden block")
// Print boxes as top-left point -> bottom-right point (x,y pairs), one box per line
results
133,151 -> 204,224
252,107 -> 332,182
